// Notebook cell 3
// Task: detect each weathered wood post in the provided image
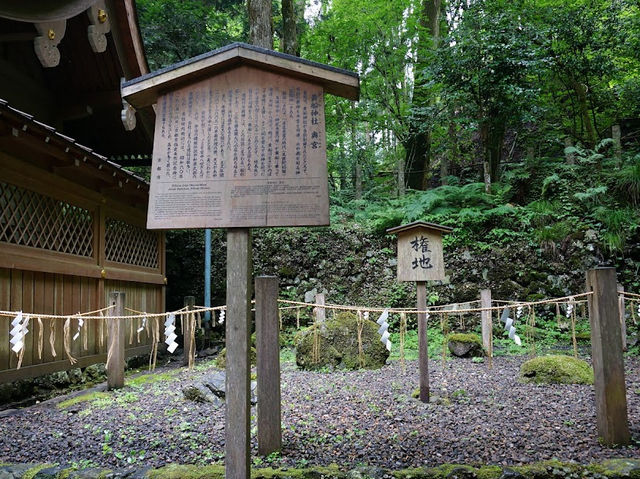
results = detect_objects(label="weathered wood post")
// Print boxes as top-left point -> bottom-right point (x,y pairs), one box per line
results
617,284 -> 627,351
416,281 -> 429,401
107,291 -> 125,390
480,289 -> 492,355
586,268 -> 630,446
121,42 -> 359,479
183,296 -> 195,366
255,276 -> 282,455
387,221 -> 452,403
315,292 -> 326,324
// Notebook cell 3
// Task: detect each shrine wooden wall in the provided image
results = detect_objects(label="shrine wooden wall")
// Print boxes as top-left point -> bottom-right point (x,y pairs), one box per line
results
0,151 -> 165,383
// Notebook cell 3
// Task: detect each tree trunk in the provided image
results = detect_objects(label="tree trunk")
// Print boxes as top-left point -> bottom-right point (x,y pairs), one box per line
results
570,78 -> 596,147
248,0 -> 272,49
282,0 -> 298,56
404,0 -> 441,191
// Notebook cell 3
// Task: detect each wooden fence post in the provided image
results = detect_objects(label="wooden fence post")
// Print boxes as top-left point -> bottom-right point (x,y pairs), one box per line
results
480,289 -> 492,355
255,276 -> 282,455
107,291 -> 125,390
315,293 -> 326,324
183,296 -> 195,366
225,228 -> 252,479
617,284 -> 627,352
586,268 -> 630,446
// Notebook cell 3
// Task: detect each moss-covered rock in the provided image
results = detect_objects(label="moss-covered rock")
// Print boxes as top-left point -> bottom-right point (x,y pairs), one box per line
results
295,312 -> 389,370
519,355 -> 594,385
215,347 -> 257,369
447,333 -> 484,358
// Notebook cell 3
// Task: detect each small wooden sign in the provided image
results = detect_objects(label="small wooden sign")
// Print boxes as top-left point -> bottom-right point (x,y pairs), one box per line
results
387,221 -> 452,282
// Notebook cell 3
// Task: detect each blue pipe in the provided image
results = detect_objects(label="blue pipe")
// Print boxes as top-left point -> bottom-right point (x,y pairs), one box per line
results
204,228 -> 211,324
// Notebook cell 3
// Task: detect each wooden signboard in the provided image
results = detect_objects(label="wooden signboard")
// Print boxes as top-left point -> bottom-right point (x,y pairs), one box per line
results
148,65 -> 328,229
388,222 -> 451,282
387,221 -> 452,403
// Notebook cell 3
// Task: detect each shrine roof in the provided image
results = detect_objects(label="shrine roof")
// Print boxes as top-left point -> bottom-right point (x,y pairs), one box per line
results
121,42 -> 360,109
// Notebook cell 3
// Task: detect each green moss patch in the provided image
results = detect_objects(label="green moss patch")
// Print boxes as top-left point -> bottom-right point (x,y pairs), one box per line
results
56,391 -> 111,409
215,347 -> 257,368
295,312 -> 389,370
126,370 -> 179,388
519,355 -> 594,385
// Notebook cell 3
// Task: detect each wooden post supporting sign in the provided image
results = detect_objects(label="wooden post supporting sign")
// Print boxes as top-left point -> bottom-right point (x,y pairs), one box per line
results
416,281 -> 429,401
225,228 -> 252,477
255,276 -> 282,455
121,42 -> 359,479
387,221 -> 452,403
107,291 -> 125,390
586,268 -> 630,446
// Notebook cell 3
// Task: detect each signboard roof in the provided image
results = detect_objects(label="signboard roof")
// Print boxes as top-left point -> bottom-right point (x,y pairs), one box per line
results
386,221 -> 453,236
122,42 -> 360,109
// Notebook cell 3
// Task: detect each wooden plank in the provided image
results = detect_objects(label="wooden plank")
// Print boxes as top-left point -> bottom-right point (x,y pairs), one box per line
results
9,269 -> 22,370
43,273 -> 56,363
255,276 -> 282,455
0,268 -> 11,370
71,275 -> 82,358
417,281 -> 429,403
32,272 -> 46,364
121,42 -> 359,109
21,270 -> 34,368
107,291 -> 126,389
53,274 -> 65,364
0,344 -> 151,384
586,268 -> 630,446
225,228 -> 252,479
481,289 -> 492,354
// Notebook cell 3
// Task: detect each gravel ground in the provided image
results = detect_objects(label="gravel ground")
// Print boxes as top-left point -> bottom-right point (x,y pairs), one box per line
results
0,355 -> 638,470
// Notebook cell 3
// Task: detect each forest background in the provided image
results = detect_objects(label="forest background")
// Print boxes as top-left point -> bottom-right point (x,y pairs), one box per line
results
133,0 -> 640,344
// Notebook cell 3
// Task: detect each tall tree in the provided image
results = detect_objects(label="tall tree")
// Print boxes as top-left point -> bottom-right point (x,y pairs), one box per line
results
248,0 -> 272,48
438,0 -> 542,192
404,0 -> 442,191
281,0 -> 299,55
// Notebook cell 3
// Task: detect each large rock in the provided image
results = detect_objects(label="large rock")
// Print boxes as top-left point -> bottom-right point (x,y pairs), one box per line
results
519,355 -> 594,385
295,312 -> 389,370
447,333 -> 484,358
182,371 -> 256,405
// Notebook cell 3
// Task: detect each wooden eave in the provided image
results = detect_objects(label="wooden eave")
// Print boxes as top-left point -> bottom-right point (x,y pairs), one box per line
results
122,42 -> 361,109
0,98 -> 149,208
386,221 -> 453,235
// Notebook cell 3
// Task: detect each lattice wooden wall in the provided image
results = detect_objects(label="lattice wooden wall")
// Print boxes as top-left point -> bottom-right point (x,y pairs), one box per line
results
0,181 -> 94,257
105,218 -> 159,269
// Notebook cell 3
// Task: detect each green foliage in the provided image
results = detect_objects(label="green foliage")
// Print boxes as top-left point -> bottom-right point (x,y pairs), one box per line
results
137,0 -> 246,70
